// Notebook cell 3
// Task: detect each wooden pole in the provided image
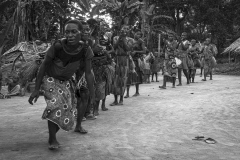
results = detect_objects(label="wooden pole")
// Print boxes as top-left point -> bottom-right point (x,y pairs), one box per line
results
229,51 -> 231,64
158,34 -> 161,57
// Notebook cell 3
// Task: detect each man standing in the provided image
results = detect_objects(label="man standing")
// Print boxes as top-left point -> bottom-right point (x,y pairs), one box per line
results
176,32 -> 190,85
28,20 -> 95,150
202,38 -> 217,81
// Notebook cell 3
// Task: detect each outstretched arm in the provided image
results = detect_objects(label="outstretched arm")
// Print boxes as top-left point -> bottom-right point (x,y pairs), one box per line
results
28,46 -> 54,105
84,47 -> 95,104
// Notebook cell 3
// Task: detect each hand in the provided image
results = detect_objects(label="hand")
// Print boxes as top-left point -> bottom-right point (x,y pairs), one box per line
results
28,90 -> 40,105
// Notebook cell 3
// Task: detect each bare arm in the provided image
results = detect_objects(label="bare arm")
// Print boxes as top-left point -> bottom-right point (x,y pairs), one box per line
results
34,56 -> 52,91
84,50 -> 95,103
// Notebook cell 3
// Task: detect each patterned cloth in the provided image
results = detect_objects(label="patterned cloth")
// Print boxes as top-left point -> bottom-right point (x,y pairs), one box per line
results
163,41 -> 178,78
112,36 -> 134,96
41,76 -> 77,131
177,40 -> 190,70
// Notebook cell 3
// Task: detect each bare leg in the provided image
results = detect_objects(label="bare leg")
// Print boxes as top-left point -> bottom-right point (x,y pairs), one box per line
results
75,91 -> 89,133
101,97 -> 108,111
119,95 -> 123,105
210,70 -> 213,80
48,120 -> 60,150
133,84 -> 140,96
177,68 -> 182,86
155,73 -> 159,82
172,77 -> 176,88
200,67 -> 203,77
192,69 -> 196,83
124,85 -> 130,98
183,69 -> 190,84
110,95 -> 118,106
151,73 -> 154,82
202,68 -> 207,81
94,100 -> 100,116
159,76 -> 166,89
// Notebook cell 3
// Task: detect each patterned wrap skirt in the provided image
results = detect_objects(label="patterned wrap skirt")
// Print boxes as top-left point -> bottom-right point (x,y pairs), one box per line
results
93,64 -> 114,101
163,56 -> 177,78
111,55 -> 129,96
41,76 -> 77,131
177,51 -> 189,70
127,58 -> 143,85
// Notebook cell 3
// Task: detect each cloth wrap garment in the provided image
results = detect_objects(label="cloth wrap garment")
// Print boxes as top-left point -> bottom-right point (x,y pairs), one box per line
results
92,37 -> 115,101
111,36 -> 135,96
163,41 -> 178,82
41,39 -> 93,131
176,40 -> 190,69
127,38 -> 144,85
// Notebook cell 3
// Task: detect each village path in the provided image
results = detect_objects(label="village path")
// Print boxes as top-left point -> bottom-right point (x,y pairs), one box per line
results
0,74 -> 240,160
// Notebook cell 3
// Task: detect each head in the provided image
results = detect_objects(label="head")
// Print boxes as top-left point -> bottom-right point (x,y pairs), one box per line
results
81,21 -> 90,41
191,39 -> 197,46
205,38 -> 211,45
134,30 -> 143,40
168,34 -> 174,41
120,25 -> 130,37
64,20 -> 83,45
181,32 -> 187,40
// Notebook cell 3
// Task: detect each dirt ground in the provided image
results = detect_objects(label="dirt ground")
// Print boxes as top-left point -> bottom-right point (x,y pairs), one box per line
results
0,73 -> 240,160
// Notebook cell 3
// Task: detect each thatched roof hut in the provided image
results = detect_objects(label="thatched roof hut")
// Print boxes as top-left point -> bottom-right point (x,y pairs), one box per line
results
222,37 -> 240,55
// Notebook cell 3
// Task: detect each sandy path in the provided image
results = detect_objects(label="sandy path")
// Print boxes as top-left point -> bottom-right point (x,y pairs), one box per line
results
0,74 -> 240,160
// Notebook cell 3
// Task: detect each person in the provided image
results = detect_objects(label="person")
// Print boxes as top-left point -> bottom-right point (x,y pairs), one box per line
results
78,20 -> 96,120
28,20 -> 95,150
90,20 -> 115,115
188,39 -> 201,83
124,30 -> 146,98
202,38 -> 217,81
176,32 -> 190,85
143,49 -> 154,83
111,25 -> 135,106
159,34 -> 178,89
150,48 -> 161,82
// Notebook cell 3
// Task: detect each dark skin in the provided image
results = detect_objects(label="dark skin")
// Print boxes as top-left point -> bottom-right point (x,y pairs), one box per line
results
94,43 -> 114,115
125,31 -> 146,98
202,38 -> 214,81
177,33 -> 190,86
159,35 -> 177,89
28,23 -> 95,150
111,26 -> 131,105
188,39 -> 199,83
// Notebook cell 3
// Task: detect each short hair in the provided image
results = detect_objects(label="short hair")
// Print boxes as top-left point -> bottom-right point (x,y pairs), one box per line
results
134,29 -> 143,36
182,32 -> 187,36
80,21 -> 88,25
65,20 -> 83,30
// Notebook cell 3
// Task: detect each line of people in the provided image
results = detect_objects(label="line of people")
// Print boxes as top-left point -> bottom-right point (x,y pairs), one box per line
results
28,19 -> 217,150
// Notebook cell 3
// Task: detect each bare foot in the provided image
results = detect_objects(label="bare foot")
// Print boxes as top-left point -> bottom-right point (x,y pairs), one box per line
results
86,114 -> 97,120
118,101 -> 123,105
74,126 -> 88,134
110,101 -> 118,106
94,110 -> 99,116
159,86 -> 166,89
132,93 -> 140,97
177,84 -> 182,86
124,95 -> 129,98
102,106 -> 108,111
48,140 -> 60,150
